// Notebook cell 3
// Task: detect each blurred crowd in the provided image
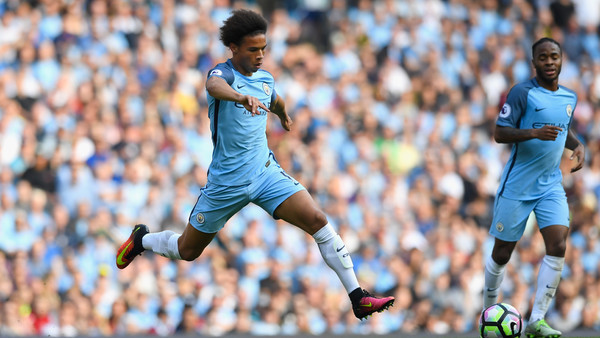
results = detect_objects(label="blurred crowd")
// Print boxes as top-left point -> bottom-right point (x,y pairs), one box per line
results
1,0 -> 600,336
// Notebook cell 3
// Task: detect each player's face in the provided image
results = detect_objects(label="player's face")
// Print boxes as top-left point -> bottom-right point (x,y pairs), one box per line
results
532,42 -> 562,84
231,34 -> 267,76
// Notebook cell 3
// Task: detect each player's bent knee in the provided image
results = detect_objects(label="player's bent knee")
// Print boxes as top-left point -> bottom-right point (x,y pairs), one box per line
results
314,210 -> 328,228
302,210 -> 328,235
179,247 -> 203,261
546,240 -> 567,257
494,254 -> 511,266
180,252 -> 199,262
491,250 -> 512,265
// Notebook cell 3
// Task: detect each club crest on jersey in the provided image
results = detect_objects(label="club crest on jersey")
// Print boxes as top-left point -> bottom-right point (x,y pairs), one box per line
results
566,104 -> 572,117
499,103 -> 511,118
196,213 -> 205,224
262,82 -> 271,96
496,222 -> 504,232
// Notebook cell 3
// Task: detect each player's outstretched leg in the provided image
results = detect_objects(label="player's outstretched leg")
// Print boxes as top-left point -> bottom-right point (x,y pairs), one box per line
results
350,288 -> 395,320
524,319 -> 561,338
116,224 -> 149,269
312,223 -> 395,320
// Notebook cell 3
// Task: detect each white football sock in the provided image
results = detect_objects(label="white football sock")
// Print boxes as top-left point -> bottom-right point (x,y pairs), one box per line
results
530,255 -> 564,322
483,255 -> 507,309
312,224 -> 360,293
142,230 -> 182,260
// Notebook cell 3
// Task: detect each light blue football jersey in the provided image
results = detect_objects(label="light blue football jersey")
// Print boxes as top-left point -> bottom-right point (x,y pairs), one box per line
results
205,59 -> 278,185
496,78 -> 577,200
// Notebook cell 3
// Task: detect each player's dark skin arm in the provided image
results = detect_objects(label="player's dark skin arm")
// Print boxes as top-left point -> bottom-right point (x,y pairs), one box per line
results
206,76 -> 270,116
271,94 -> 292,131
495,125 -> 585,172
494,125 -> 563,143
565,129 -> 585,172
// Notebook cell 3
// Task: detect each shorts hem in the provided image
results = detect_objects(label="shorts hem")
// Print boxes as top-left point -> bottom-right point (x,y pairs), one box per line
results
265,186 -> 305,219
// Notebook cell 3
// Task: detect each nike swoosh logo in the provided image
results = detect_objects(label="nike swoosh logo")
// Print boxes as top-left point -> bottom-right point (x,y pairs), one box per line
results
117,242 -> 133,266
546,285 -> 557,289
360,302 -> 373,307
117,228 -> 139,266
486,287 -> 499,292
336,245 -> 345,252
535,107 -> 546,111
237,84 -> 246,89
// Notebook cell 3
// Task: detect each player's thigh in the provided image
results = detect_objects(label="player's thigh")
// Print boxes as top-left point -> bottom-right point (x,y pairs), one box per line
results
273,190 -> 328,234
535,191 -> 570,256
189,183 -> 249,233
490,195 -> 536,242
534,191 -> 569,229
251,163 -> 325,235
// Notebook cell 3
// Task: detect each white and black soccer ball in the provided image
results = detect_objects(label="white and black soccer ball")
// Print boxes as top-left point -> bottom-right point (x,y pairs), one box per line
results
479,303 -> 522,338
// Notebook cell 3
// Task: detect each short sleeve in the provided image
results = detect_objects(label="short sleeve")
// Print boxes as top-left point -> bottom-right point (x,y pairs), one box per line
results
271,87 -> 277,105
207,64 -> 234,85
497,84 -> 528,128
570,98 -> 577,124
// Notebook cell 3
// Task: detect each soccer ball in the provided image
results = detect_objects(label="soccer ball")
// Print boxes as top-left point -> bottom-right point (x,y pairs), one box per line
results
479,303 -> 522,338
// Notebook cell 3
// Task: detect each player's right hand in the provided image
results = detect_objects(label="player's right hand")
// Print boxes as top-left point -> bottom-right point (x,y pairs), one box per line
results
241,95 -> 270,116
535,125 -> 562,141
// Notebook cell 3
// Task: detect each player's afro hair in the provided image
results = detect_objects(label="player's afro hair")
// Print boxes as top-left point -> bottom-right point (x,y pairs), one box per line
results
220,9 -> 267,47
532,37 -> 562,56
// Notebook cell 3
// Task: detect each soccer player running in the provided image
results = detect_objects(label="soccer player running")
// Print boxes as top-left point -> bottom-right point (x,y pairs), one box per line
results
482,37 -> 585,338
116,9 -> 394,320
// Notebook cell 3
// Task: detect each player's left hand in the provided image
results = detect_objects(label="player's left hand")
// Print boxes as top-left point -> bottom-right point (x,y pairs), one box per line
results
279,113 -> 292,131
570,143 -> 585,173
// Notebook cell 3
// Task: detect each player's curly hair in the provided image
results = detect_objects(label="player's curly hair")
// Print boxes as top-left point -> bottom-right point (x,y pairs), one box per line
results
532,37 -> 562,56
220,9 -> 267,47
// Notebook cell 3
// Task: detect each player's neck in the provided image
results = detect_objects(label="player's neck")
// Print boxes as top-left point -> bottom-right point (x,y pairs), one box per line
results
536,76 -> 559,91
230,58 -> 252,77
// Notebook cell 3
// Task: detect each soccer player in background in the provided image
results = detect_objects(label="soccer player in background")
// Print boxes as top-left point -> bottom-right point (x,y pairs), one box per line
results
482,37 -> 585,338
116,9 -> 394,320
